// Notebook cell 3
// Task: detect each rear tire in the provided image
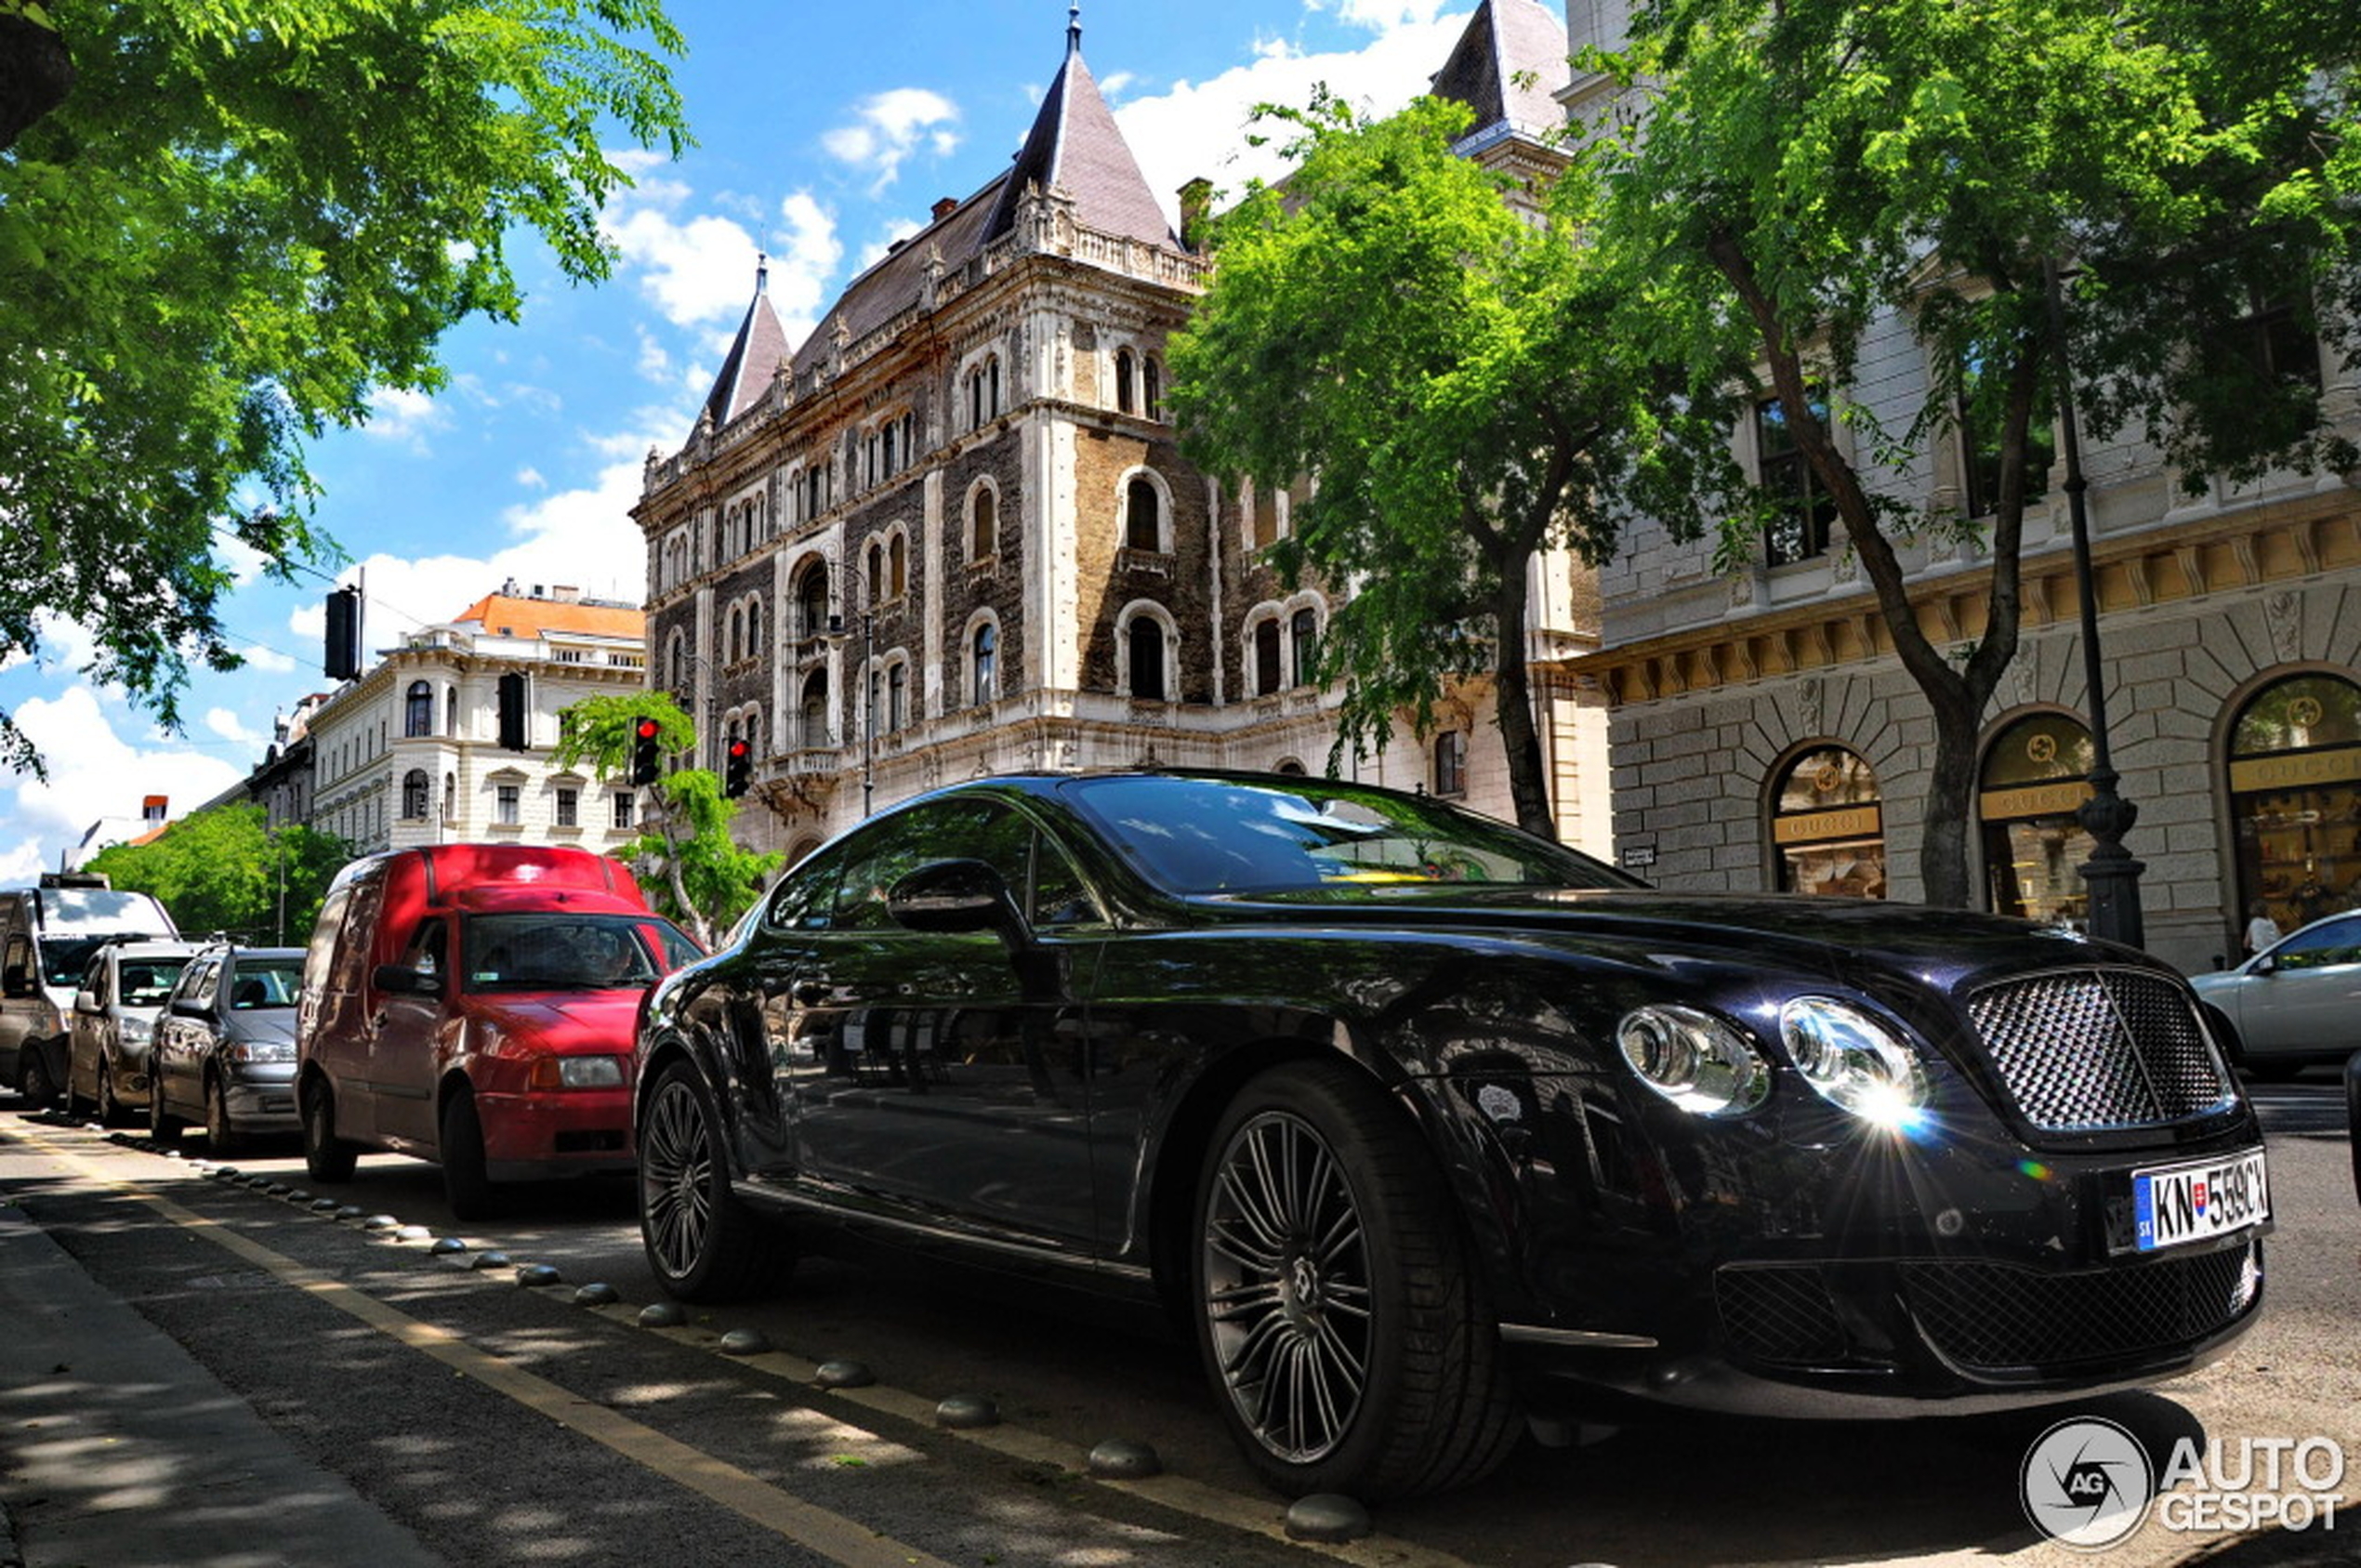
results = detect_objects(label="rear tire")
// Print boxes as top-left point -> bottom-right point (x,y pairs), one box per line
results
439,1090 -> 497,1221
638,1059 -> 787,1302
205,1075 -> 243,1157
1193,1059 -> 1522,1501
96,1058 -> 125,1127
2343,1048 -> 2361,1208
301,1078 -> 358,1182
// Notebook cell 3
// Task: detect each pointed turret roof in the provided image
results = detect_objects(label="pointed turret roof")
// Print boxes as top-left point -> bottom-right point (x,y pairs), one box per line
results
701,257 -> 791,429
983,8 -> 1175,248
1429,0 -> 1573,146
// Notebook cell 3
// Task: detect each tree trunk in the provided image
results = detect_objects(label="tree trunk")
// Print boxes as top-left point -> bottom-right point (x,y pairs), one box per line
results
1492,548 -> 1557,839
0,11 -> 74,152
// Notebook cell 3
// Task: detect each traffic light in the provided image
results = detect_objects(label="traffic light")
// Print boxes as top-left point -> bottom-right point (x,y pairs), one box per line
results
629,717 -> 662,785
724,737 -> 752,798
495,672 -> 529,751
323,586 -> 362,679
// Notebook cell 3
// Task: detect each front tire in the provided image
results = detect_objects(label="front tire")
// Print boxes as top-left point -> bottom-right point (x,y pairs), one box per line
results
439,1090 -> 497,1221
18,1049 -> 58,1111
96,1056 -> 125,1127
205,1075 -> 244,1157
301,1078 -> 358,1182
150,1076 -> 184,1142
1194,1059 -> 1521,1500
638,1059 -> 786,1302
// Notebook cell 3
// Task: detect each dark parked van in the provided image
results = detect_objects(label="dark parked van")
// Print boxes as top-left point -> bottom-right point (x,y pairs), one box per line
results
296,843 -> 698,1218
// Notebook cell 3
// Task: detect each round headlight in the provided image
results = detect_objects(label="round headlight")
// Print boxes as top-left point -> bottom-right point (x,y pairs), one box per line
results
1616,1004 -> 1770,1116
1780,997 -> 1928,1126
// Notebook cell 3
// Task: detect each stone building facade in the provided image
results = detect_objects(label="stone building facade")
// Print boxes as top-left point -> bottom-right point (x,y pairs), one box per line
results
636,6 -> 1613,863
304,586 -> 650,856
1559,0 -> 2361,976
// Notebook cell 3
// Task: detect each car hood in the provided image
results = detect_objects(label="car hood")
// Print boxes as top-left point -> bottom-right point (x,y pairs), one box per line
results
1198,885 -> 2124,995
463,991 -> 642,1050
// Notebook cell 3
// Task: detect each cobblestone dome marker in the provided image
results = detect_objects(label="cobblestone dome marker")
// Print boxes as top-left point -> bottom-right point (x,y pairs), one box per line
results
470,1249 -> 512,1271
1087,1439 -> 1161,1480
637,1302 -> 686,1329
719,1329 -> 771,1356
935,1395 -> 999,1430
574,1283 -> 620,1306
516,1263 -> 562,1288
1285,1496 -> 1371,1543
813,1360 -> 876,1390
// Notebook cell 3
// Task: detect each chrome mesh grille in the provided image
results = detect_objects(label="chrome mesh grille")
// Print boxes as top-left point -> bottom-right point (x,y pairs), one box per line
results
1903,1240 -> 2260,1372
1715,1266 -> 1848,1365
1964,968 -> 2233,1132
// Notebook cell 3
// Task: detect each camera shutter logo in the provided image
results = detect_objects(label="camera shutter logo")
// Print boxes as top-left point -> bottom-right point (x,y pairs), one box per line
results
2023,1416 -> 2155,1549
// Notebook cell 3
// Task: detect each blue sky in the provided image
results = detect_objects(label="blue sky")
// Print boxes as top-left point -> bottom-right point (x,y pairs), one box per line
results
0,0 -> 1495,878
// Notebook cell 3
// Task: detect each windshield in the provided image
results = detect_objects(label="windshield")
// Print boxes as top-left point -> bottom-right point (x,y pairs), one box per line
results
39,936 -> 120,989
1062,775 -> 1633,896
228,958 -> 303,1009
461,914 -> 699,995
41,888 -> 171,930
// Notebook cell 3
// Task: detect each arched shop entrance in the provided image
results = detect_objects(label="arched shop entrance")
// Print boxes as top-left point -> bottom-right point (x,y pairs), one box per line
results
2228,672 -> 2361,935
1978,711 -> 2095,926
1770,745 -> 1886,898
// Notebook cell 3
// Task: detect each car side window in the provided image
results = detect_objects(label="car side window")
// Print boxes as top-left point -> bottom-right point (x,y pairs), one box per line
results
3,933 -> 29,984
82,956 -> 111,1007
402,918 -> 447,976
1030,830 -> 1101,929
2273,916 -> 2361,970
761,853 -> 841,933
183,959 -> 220,1009
832,810 -> 957,932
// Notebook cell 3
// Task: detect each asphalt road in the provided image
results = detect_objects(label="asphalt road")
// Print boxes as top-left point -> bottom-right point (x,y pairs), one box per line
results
0,1074 -> 2353,1568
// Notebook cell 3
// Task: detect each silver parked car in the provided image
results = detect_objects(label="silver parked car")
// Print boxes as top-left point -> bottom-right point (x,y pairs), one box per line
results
2191,910 -> 2361,1077
150,944 -> 304,1154
66,939 -> 203,1124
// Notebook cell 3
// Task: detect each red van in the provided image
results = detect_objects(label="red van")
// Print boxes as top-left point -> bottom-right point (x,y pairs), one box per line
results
295,844 -> 700,1218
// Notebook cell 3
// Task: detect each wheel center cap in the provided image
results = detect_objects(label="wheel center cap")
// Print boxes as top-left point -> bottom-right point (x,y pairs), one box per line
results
1287,1256 -> 1322,1311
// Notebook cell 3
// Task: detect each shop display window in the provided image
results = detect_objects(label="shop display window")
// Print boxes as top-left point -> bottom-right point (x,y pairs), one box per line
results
1977,712 -> 2095,926
1771,745 -> 1886,897
2229,673 -> 2361,936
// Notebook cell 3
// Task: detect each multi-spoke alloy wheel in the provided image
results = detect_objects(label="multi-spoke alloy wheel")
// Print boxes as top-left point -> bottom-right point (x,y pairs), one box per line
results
1202,1109 -> 1372,1465
636,1060 -> 787,1302
1193,1060 -> 1522,1501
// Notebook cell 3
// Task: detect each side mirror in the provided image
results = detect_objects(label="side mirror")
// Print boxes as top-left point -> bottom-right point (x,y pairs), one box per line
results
373,963 -> 442,998
73,988 -> 99,1014
2,966 -> 31,999
170,998 -> 208,1019
2252,955 -> 2277,977
888,859 -> 1024,942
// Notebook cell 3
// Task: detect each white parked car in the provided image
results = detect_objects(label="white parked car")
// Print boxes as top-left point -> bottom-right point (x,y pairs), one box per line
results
2191,911 -> 2361,1078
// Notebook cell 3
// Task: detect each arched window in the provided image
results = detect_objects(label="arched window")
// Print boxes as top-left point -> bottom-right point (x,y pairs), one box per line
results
1253,617 -> 1283,696
727,606 -> 744,665
887,533 -> 907,600
404,680 -> 432,738
746,598 -> 763,660
1977,712 -> 2095,924
667,631 -> 685,690
402,769 -> 429,820
971,621 -> 998,705
1771,745 -> 1886,897
799,670 -> 830,749
2228,671 -> 2361,935
881,420 -> 897,477
796,565 -> 829,641
887,660 -> 908,731
442,773 -> 455,822
969,366 -> 984,431
1143,356 -> 1162,420
988,357 -> 1001,418
1290,606 -> 1320,685
444,687 -> 458,738
1274,758 -> 1307,777
970,487 -> 997,560
1128,616 -> 1167,701
864,541 -> 884,606
1115,348 -> 1136,415
1126,477 -> 1160,552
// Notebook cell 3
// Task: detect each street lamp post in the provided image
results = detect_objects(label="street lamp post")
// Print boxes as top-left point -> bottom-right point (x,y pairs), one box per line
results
824,560 -> 876,817
2045,258 -> 2145,946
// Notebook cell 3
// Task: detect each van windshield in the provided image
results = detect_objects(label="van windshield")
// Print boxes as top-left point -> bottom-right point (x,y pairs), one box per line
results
42,889 -> 171,930
461,914 -> 698,994
40,936 -> 152,989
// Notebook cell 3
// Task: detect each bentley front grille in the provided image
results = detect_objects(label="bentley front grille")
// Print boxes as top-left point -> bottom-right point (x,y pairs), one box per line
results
1964,968 -> 2236,1133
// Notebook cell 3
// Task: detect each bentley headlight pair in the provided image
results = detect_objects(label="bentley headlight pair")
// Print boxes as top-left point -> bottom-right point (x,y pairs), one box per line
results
1617,997 -> 1927,1126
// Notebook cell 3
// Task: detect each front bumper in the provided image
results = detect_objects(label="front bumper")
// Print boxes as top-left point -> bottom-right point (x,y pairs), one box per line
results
474,1087 -> 633,1180
219,1063 -> 299,1134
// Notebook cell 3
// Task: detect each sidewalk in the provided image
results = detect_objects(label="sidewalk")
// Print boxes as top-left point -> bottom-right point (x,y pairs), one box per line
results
0,1132 -> 442,1568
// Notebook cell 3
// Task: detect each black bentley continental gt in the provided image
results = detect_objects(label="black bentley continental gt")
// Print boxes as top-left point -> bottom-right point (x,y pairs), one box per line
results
631,771 -> 2270,1499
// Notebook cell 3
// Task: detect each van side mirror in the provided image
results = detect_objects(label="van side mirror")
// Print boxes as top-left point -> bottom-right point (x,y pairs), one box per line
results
2,966 -> 30,999
374,964 -> 442,998
73,988 -> 99,1014
888,860 -> 1024,944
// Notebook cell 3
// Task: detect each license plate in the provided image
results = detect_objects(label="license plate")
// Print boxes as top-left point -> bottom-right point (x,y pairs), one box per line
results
2132,1149 -> 2270,1253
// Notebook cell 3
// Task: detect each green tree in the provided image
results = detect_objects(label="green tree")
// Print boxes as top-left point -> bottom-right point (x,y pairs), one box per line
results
551,693 -> 780,946
0,0 -> 690,773
1168,95 -> 1738,837
1597,0 -> 2361,905
85,803 -> 352,943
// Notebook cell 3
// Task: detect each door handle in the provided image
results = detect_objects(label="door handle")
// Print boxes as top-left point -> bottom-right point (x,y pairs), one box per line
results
789,980 -> 829,1007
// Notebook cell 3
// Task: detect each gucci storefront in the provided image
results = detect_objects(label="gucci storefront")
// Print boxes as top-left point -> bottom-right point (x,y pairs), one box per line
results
1771,745 -> 1887,898
2228,672 -> 2361,938
1978,711 -> 2096,927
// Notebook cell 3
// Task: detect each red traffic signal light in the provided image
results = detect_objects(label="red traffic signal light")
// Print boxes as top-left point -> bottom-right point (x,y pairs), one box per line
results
724,737 -> 753,798
629,716 -> 662,786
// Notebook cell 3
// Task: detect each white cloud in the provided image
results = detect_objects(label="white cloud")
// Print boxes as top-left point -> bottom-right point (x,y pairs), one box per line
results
362,385 -> 450,448
1310,0 -> 1455,31
238,645 -> 297,675
823,88 -> 962,197
0,687 -> 244,879
770,191 -> 844,345
607,202 -> 767,329
854,216 -> 926,275
1115,14 -> 1471,229
204,707 -> 260,744
515,466 -> 547,491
